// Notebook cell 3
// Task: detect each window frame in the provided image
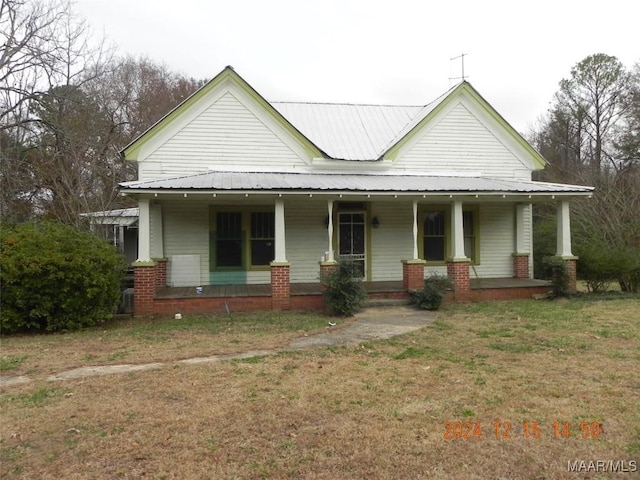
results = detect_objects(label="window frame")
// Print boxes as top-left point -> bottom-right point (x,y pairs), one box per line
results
210,207 -> 275,272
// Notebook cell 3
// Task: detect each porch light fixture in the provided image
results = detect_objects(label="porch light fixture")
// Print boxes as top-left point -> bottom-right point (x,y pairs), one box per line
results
372,217 -> 380,228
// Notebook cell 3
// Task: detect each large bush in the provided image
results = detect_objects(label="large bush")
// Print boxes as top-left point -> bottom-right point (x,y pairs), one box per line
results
575,238 -> 640,293
1,222 -> 127,333
321,260 -> 368,317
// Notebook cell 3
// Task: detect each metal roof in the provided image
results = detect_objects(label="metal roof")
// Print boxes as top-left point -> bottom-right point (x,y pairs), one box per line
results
120,171 -> 593,195
80,207 -> 139,226
272,102 -> 435,160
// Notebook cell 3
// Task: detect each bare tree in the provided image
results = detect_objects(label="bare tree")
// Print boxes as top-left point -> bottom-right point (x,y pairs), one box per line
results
555,54 -> 632,178
532,54 -> 640,291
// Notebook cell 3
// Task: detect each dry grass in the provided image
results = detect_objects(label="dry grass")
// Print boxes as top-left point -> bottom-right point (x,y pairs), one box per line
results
0,311 -> 333,379
1,296 -> 639,479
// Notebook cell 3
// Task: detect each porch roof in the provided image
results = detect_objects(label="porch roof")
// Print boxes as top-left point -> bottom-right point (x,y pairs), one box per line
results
120,171 -> 593,197
80,207 -> 139,226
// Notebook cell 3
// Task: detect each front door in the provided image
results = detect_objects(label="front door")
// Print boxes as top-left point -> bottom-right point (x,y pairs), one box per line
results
338,212 -> 366,278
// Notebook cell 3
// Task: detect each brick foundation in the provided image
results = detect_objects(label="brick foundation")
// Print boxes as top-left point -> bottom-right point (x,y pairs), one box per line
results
134,263 -> 157,316
563,258 -> 578,293
319,262 -> 338,282
445,284 -> 551,302
513,254 -> 530,279
155,258 -> 168,286
447,261 -> 471,301
271,263 -> 291,310
402,260 -> 426,291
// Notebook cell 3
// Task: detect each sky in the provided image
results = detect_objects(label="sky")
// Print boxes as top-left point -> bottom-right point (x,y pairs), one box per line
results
74,0 -> 638,135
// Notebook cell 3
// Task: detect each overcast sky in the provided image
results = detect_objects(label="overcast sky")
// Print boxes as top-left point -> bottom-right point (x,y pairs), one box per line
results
74,0 -> 638,134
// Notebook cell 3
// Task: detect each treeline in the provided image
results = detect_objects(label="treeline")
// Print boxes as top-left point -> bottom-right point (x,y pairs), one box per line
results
1,0 -> 204,226
530,54 -> 640,292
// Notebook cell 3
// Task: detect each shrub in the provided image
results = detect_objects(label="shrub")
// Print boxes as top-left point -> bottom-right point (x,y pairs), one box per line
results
543,257 -> 571,298
412,273 -> 453,310
321,260 -> 368,316
1,222 -> 127,334
575,238 -> 640,293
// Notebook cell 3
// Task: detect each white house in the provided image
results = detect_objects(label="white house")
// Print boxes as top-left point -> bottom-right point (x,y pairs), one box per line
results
119,66 -> 592,315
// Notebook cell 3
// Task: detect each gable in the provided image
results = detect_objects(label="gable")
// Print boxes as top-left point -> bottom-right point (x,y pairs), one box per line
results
124,68 -> 322,181
384,84 -> 545,178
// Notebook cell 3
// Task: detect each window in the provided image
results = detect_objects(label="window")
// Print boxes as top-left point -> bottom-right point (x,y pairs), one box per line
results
216,212 -> 242,267
212,209 -> 275,270
423,211 -> 446,262
250,212 -> 274,266
419,206 -> 479,264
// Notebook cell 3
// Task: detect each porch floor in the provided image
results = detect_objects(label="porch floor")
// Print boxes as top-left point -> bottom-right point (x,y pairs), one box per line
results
154,278 -> 550,299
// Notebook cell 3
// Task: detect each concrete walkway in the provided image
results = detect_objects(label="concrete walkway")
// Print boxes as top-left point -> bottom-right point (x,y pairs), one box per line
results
0,306 -> 433,387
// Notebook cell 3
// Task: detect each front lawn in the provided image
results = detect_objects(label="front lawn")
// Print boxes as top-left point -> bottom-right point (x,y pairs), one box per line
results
1,296 -> 639,479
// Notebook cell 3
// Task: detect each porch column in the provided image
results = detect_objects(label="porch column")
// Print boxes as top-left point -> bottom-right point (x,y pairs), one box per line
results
402,200 -> 425,290
274,199 -> 287,262
133,197 -> 156,316
327,200 -> 335,263
447,200 -> 471,300
412,199 -> 419,260
150,202 -> 164,259
556,200 -> 573,257
136,197 -> 152,263
513,203 -> 531,278
118,225 -> 125,251
271,199 -> 290,310
555,200 -> 578,293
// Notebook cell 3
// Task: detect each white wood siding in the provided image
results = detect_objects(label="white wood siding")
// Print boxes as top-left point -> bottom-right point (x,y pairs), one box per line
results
370,202 -> 413,280
393,103 -> 531,180
285,200 -> 329,282
140,91 -> 310,180
472,203 -> 514,278
162,201 -> 211,286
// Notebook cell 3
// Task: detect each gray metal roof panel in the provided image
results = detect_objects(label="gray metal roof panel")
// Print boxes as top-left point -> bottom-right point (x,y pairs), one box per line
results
272,103 -> 426,160
120,172 -> 594,194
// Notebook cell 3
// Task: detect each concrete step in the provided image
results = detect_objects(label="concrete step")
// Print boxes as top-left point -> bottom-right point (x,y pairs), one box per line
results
364,297 -> 412,308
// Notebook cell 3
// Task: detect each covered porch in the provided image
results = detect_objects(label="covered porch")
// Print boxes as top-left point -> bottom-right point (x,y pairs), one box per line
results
121,172 -> 592,316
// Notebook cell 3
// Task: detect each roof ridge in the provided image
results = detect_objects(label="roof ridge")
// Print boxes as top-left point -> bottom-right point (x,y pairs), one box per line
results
271,100 -> 426,108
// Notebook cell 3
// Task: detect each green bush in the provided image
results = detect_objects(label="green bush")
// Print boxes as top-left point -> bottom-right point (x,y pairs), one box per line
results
575,238 -> 640,293
1,222 -> 127,334
543,257 -> 571,298
411,273 -> 453,310
321,260 -> 368,316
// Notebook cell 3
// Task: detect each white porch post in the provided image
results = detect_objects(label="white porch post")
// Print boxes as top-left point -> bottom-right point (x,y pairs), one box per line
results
451,200 -> 467,260
515,203 -> 527,254
556,200 -> 573,257
412,200 -> 419,260
150,203 -> 164,259
118,225 -> 125,251
327,200 -> 335,262
136,197 -> 152,263
274,199 -> 287,262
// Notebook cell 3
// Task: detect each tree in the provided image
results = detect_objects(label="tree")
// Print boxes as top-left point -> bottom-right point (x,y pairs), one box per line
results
531,54 -> 640,292
554,54 -> 632,179
1,1 -> 204,226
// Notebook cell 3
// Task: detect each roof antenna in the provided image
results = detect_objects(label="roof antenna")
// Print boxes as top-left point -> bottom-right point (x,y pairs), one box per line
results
449,53 -> 468,82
